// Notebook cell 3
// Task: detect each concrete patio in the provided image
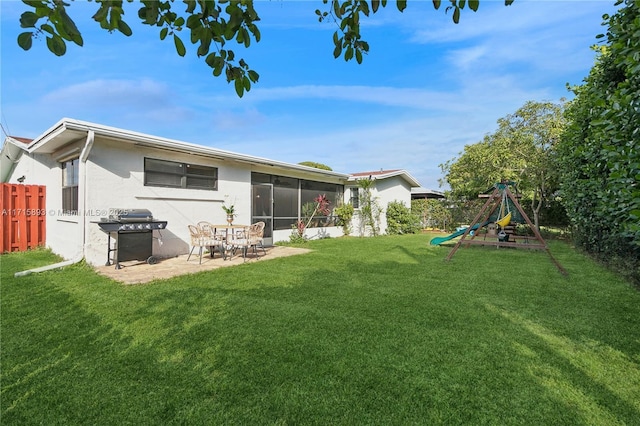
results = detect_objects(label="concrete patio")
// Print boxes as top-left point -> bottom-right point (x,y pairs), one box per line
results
94,245 -> 311,284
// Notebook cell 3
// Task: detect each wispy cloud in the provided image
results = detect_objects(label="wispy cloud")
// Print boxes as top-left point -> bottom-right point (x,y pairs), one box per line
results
42,79 -> 171,106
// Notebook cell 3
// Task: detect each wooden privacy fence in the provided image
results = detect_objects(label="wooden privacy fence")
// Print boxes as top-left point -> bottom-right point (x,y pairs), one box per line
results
1,184 -> 46,253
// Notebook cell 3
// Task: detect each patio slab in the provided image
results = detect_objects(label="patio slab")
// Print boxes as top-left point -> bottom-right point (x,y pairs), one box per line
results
94,246 -> 311,285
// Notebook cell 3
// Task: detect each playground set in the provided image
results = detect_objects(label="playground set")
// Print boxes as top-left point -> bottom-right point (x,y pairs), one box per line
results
430,181 -> 566,275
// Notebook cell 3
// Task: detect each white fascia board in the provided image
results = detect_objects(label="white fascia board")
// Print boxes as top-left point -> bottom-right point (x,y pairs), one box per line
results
36,118 -> 349,180
25,117 -> 72,152
348,170 -> 421,188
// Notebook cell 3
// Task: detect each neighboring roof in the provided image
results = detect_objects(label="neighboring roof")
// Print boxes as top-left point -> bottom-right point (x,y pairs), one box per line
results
8,136 -> 33,145
348,169 -> 421,188
1,136 -> 33,182
22,118 -> 350,181
411,187 -> 445,199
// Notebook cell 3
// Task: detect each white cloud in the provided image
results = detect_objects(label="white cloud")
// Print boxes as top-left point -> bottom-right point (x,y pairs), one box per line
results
42,79 -> 171,106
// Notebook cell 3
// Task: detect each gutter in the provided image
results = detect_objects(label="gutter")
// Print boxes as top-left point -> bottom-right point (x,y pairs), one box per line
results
14,131 -> 95,277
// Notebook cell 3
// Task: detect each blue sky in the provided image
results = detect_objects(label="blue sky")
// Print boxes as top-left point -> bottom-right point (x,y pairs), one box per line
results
1,1 -> 619,190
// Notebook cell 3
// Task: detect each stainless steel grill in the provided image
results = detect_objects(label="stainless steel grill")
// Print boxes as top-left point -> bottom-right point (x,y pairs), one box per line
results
96,209 -> 167,269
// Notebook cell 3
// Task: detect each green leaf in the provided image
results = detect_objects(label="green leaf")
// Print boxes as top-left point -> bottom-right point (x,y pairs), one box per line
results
360,1 -> 370,16
197,33 -> 212,57
469,0 -> 479,12
46,35 -> 66,56
432,0 -> 441,9
117,20 -> 133,36
174,34 -> 186,56
40,23 -> 55,35
345,45 -> 353,61
234,77 -> 244,98
92,5 -> 108,23
396,0 -> 407,12
213,56 -> 224,77
19,11 -> 39,28
355,48 -> 362,64
372,0 -> 381,13
59,8 -> 83,45
160,27 -> 168,40
17,32 -> 33,51
250,24 -> 261,42
453,7 -> 460,23
333,42 -> 342,59
333,0 -> 341,18
248,70 -> 259,82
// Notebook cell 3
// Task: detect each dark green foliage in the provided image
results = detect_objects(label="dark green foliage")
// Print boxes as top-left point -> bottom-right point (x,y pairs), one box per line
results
298,161 -> 333,171
334,202 -> 355,235
385,200 -> 420,234
18,0 -> 260,97
412,198 -> 453,230
558,0 -> 639,285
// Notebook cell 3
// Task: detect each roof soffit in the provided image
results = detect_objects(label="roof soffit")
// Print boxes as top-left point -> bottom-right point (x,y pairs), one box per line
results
27,118 -> 350,181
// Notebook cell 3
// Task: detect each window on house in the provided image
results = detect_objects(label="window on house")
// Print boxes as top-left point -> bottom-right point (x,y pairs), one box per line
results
350,187 -> 360,208
62,158 -> 79,214
144,158 -> 218,190
252,173 -> 343,230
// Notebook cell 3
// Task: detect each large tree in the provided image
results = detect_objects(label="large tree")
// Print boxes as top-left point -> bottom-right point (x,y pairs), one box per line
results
440,100 -> 566,229
16,0 -> 513,97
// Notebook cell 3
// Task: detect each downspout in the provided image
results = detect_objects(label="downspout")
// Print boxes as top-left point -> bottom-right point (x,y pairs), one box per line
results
79,130 -> 95,259
15,130 -> 95,277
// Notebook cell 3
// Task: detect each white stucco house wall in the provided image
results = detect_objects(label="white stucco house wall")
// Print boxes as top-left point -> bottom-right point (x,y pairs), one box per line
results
2,118 -> 423,266
347,170 -> 420,236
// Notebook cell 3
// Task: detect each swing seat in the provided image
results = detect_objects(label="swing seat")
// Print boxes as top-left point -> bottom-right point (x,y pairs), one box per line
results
495,212 -> 512,228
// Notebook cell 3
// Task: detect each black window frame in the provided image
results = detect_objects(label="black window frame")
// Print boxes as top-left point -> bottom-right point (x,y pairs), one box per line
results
144,157 -> 218,190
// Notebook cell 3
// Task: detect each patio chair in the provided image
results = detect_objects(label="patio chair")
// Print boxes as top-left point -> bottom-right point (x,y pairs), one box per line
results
187,224 -> 225,264
187,224 -> 206,264
198,221 -> 226,260
229,221 -> 267,261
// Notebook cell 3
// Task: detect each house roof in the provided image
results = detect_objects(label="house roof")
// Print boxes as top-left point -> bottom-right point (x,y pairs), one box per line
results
1,136 -> 34,182
8,136 -> 33,145
348,169 -> 421,188
411,187 -> 445,199
21,118 -> 350,181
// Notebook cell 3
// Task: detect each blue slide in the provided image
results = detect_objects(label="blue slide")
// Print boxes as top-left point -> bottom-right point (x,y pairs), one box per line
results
429,222 -> 487,245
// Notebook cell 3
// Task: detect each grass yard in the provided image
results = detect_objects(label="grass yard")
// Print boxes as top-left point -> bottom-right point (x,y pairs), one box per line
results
1,234 -> 639,425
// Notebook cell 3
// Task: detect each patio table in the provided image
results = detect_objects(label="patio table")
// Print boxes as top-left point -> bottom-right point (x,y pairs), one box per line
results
210,224 -> 248,260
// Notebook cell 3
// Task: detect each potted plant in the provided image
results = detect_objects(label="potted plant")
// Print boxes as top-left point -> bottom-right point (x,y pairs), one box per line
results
222,204 -> 236,224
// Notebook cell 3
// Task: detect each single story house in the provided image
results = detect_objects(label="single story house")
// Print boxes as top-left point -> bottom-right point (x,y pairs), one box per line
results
2,118 -> 421,266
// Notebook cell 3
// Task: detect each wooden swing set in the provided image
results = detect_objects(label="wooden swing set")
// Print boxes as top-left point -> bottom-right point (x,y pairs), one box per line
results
445,181 -> 567,275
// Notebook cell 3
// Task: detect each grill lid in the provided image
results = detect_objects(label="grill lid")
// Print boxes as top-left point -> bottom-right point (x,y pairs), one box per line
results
109,208 -> 153,222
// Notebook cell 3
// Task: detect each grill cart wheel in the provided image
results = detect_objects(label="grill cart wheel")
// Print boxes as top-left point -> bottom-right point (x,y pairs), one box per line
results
147,256 -> 158,265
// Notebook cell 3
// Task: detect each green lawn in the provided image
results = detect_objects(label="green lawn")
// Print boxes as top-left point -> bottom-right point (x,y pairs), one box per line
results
2,235 -> 639,425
